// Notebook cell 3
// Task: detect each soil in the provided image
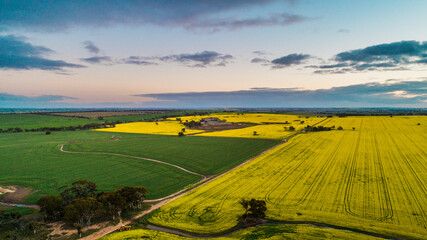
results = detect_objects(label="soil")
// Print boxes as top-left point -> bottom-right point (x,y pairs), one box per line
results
0,185 -> 33,203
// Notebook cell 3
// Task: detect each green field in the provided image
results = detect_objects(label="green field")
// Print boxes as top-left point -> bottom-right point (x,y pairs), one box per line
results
66,133 -> 279,175
0,114 -> 104,130
148,116 -> 427,239
0,131 -> 278,203
0,112 -> 201,131
100,224 -> 380,240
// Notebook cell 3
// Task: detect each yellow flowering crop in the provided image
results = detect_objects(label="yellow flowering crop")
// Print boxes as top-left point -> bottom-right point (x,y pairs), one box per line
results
148,116 -> 427,239
94,121 -> 204,135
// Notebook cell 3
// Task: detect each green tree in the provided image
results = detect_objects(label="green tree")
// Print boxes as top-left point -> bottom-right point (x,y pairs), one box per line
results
37,196 -> 64,220
117,186 -> 147,209
64,197 -> 100,226
98,192 -> 126,220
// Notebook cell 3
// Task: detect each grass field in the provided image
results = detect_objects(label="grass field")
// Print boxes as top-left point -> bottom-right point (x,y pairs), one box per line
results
0,131 -> 278,203
148,116 -> 427,239
0,114 -> 104,130
65,134 -> 279,175
0,112 -> 199,131
100,224 -> 380,240
94,121 -> 204,136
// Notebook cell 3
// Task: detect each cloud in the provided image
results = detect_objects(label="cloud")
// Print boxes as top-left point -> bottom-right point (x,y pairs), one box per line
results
252,53 -> 311,69
0,0 -> 307,32
0,93 -> 76,108
80,56 -> 112,64
83,41 -> 100,54
135,80 -> 427,108
185,13 -> 313,32
121,56 -> 158,66
159,51 -> 233,67
0,35 -> 85,71
314,41 -> 427,73
337,29 -> 350,33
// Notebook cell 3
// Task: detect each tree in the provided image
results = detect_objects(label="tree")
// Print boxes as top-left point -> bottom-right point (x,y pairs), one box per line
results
98,192 -> 126,220
181,128 -> 186,132
247,199 -> 267,219
352,127 -> 355,130
64,197 -> 100,226
253,131 -> 258,136
37,196 -> 64,220
288,126 -> 295,131
337,126 -> 343,130
240,198 -> 267,221
178,131 -> 185,137
45,131 -> 51,135
117,186 -> 147,209
239,199 -> 250,217
60,180 -> 98,205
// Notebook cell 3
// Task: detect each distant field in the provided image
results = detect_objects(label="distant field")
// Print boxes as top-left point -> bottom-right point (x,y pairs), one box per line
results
148,116 -> 427,239
100,224 -> 380,240
174,113 -> 320,124
102,113 -> 323,140
0,114 -> 104,130
0,112 -> 208,131
94,121 -> 204,136
46,110 -> 173,118
0,131 -> 278,203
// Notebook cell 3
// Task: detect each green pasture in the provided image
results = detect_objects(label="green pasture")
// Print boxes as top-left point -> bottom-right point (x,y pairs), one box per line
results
0,131 -> 278,203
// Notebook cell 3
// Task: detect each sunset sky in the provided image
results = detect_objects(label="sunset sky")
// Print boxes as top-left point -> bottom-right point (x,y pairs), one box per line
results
1,0 -> 426,108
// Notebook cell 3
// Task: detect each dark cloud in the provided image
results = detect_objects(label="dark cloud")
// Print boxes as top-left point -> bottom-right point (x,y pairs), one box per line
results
80,56 -> 112,64
185,13 -> 312,32
0,0 -> 306,32
271,53 -> 311,68
0,35 -> 85,70
251,53 -> 311,69
135,80 -> 427,108
83,41 -> 100,54
160,51 -> 233,67
0,93 -> 76,108
121,56 -> 158,66
336,41 -> 427,62
314,41 -> 427,73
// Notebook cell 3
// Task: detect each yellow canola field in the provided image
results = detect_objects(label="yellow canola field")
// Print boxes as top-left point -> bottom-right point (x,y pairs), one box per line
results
148,116 -> 427,239
177,113 -> 323,139
100,225 -> 380,240
199,124 -> 298,139
94,121 -> 204,135
173,113 -> 321,124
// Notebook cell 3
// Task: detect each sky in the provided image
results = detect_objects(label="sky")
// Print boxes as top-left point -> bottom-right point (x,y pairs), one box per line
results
1,0 -> 426,108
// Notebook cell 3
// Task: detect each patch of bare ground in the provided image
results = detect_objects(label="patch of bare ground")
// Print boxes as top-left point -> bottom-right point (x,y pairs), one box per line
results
0,185 -> 34,203
48,221 -> 110,238
193,123 -> 249,131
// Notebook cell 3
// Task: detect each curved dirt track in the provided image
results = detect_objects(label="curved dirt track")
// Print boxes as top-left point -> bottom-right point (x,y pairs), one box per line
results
145,221 -> 399,240
60,144 -> 206,178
